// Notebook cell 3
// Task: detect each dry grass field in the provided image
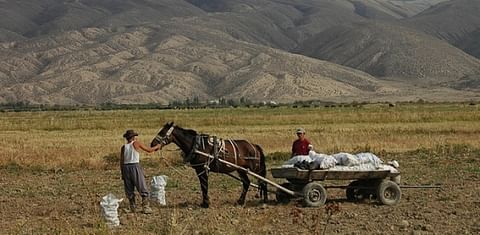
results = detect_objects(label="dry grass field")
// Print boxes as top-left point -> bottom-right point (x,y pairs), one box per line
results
0,103 -> 479,234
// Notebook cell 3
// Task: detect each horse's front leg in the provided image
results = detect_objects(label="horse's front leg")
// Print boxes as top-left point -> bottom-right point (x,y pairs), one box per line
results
195,167 -> 209,208
237,171 -> 250,206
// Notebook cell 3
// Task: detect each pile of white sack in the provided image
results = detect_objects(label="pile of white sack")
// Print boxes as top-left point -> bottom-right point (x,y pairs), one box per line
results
283,150 -> 399,172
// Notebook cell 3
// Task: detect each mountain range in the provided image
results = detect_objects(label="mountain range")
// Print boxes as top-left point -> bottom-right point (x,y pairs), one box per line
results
0,0 -> 479,105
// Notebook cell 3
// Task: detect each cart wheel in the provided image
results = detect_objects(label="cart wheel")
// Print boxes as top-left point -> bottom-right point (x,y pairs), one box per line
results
376,180 -> 401,205
346,181 -> 366,201
276,183 -> 292,204
302,182 -> 327,207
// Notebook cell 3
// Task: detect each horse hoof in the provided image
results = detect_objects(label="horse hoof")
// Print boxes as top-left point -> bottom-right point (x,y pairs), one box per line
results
200,203 -> 209,208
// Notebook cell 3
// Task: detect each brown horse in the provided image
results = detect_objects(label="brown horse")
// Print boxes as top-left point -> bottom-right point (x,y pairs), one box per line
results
150,122 -> 268,208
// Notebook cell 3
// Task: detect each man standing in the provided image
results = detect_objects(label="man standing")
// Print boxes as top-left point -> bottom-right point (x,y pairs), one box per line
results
291,128 -> 311,157
121,129 -> 161,214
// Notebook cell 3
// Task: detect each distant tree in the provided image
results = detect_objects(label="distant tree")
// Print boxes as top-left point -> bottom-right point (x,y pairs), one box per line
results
192,96 -> 200,105
169,100 -> 183,107
240,97 -> 252,105
219,98 -> 226,105
227,99 -> 239,107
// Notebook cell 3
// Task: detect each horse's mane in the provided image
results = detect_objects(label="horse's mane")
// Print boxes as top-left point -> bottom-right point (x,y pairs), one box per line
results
174,125 -> 198,136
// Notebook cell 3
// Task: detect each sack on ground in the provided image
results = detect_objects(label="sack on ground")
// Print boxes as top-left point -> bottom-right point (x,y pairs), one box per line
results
100,193 -> 123,227
151,175 -> 168,206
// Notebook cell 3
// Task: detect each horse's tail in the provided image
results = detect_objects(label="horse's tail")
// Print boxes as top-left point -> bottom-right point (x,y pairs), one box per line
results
255,144 -> 268,202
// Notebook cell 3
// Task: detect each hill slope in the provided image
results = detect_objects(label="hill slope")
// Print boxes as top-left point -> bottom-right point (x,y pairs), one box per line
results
295,22 -> 480,81
0,24 -> 400,104
0,0 -> 479,104
403,0 -> 480,58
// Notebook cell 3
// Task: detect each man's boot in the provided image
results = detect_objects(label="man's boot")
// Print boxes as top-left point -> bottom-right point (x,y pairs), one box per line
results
123,197 -> 136,213
142,197 -> 152,214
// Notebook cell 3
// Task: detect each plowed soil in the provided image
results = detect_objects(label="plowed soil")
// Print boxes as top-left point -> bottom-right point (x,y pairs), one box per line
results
1,147 -> 478,234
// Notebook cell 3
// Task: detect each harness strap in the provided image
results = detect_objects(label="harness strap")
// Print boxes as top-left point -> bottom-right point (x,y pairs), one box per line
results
245,141 -> 259,170
246,141 -> 258,160
228,139 -> 238,165
213,136 -> 219,170
166,125 -> 174,137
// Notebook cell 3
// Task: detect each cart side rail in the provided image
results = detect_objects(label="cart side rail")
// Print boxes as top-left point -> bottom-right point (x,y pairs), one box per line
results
270,167 -> 400,181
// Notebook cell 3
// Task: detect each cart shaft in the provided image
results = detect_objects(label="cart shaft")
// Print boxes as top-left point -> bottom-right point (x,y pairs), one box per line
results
194,150 -> 298,196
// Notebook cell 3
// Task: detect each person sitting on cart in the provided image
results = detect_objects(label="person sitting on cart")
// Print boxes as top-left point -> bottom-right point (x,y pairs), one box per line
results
291,128 -> 311,157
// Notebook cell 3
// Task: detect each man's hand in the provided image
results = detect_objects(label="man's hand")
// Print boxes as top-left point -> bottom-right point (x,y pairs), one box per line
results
135,141 -> 162,153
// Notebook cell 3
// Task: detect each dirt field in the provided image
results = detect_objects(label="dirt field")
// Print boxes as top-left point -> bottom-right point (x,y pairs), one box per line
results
1,146 -> 478,234
0,104 -> 479,234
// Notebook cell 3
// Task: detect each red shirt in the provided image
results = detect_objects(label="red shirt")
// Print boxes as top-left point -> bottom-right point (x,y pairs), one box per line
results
292,138 -> 311,156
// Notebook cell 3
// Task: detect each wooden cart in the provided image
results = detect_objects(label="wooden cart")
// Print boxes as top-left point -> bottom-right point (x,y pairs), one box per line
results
194,150 -> 403,207
270,167 -> 402,207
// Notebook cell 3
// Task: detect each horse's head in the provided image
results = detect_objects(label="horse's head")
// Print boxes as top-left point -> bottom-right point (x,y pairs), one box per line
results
151,121 -> 176,148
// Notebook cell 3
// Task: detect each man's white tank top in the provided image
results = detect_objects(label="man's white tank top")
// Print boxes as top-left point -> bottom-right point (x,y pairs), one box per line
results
123,141 -> 140,164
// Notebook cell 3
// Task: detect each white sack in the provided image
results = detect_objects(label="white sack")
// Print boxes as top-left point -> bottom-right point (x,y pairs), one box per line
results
151,175 -> 168,206
283,155 -> 311,166
333,152 -> 359,166
318,155 -> 337,169
308,151 -> 330,161
378,164 -> 400,173
309,151 -> 337,169
355,152 -> 383,168
100,193 -> 123,227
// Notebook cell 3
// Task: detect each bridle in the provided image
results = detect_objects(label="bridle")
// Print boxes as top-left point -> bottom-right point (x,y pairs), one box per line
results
154,125 -> 175,146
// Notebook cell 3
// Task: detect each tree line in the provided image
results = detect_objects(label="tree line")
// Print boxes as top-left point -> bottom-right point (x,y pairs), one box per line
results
1,98 -> 475,112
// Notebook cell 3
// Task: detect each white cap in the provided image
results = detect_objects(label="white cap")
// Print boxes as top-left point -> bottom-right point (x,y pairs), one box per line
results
296,128 -> 305,134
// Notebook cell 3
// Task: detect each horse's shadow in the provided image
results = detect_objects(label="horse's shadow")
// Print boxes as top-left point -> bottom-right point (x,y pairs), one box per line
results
151,201 -> 198,209
152,198 -> 277,209
151,197 -> 377,210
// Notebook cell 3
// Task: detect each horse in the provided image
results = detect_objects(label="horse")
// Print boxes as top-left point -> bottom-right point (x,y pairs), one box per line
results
151,121 -> 268,208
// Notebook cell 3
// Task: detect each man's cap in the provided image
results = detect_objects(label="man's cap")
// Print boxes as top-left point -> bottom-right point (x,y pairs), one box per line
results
123,129 -> 138,139
296,128 -> 305,134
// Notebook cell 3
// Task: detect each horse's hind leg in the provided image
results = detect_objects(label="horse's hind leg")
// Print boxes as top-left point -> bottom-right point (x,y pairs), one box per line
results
237,171 -> 250,206
195,167 -> 209,208
261,181 -> 268,203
